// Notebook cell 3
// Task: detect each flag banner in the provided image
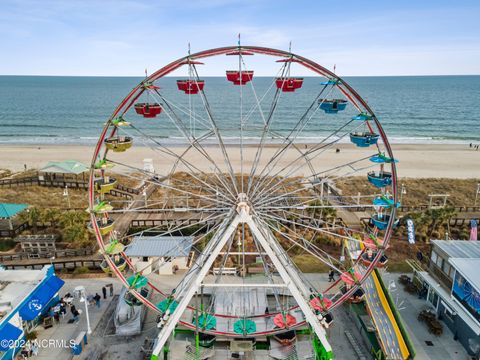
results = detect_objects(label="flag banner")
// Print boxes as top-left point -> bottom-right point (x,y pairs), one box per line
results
406,218 -> 415,244
470,219 -> 478,241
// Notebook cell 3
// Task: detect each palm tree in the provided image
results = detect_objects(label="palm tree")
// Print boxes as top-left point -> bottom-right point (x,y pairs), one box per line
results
18,207 -> 41,232
42,208 -> 60,227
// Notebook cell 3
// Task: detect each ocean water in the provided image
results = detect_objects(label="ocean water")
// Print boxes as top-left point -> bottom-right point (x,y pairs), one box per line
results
0,75 -> 479,145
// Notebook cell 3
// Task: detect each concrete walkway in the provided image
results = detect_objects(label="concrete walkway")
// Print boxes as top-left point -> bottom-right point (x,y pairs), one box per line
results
33,277 -> 123,360
382,272 -> 470,360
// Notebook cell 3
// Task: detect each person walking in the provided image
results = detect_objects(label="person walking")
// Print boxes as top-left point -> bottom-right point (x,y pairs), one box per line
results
109,284 -> 113,297
102,286 -> 107,300
94,293 -> 101,308
328,270 -> 335,282
71,305 -> 79,322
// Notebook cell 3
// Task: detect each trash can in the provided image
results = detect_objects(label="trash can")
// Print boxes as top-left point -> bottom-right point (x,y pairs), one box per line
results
71,331 -> 87,355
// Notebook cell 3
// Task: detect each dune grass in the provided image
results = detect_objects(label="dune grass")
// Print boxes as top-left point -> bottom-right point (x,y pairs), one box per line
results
335,177 -> 480,207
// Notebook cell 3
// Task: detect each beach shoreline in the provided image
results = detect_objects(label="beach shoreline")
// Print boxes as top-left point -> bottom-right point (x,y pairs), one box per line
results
1,143 -> 479,179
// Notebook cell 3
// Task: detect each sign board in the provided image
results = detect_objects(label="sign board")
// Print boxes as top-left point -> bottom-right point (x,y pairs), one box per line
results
406,218 -> 415,244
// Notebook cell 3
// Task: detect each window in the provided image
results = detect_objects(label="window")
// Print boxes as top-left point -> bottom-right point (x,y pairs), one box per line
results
428,289 -> 439,309
444,305 -> 454,322
449,268 -> 455,280
443,263 -> 450,275
431,251 -> 438,265
142,256 -> 149,262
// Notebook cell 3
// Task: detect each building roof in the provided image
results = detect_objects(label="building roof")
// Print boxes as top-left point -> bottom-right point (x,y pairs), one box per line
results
125,236 -> 193,257
432,240 -> 480,259
0,203 -> 28,219
40,160 -> 88,175
0,267 -> 50,322
449,258 -> 480,291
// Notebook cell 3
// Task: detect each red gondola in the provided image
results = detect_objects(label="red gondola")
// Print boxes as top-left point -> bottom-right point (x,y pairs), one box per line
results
275,78 -> 303,92
361,251 -> 388,268
134,103 -> 162,118
226,70 -> 254,85
176,80 -> 205,94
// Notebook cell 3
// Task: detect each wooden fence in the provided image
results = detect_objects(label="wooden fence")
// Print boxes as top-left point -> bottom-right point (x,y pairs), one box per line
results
0,247 -> 95,262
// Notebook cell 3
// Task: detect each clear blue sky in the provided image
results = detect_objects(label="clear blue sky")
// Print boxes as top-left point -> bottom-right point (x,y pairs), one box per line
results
1,0 -> 479,76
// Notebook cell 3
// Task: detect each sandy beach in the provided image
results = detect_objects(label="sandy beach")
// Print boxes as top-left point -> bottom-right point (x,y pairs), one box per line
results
1,143 -> 479,179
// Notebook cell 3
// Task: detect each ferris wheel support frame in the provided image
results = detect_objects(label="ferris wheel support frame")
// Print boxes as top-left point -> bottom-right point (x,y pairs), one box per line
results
152,205 -> 331,357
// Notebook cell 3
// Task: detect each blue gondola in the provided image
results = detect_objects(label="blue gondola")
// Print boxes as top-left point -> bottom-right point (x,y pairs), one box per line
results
318,99 -> 347,114
352,113 -> 373,121
350,132 -> 379,147
367,171 -> 392,188
370,214 -> 398,230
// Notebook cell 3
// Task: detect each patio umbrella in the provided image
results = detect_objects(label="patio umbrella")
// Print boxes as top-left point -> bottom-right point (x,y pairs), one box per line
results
273,313 -> 297,328
234,319 -> 256,334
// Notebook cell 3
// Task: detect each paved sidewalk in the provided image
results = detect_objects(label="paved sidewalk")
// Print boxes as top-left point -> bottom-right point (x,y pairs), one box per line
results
34,277 -> 123,359
382,272 -> 470,360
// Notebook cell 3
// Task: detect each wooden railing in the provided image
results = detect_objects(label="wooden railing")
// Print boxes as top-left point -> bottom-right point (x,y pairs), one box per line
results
0,247 -> 95,262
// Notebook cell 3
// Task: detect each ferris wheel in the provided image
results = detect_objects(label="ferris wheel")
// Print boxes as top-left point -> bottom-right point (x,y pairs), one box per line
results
88,44 -> 398,357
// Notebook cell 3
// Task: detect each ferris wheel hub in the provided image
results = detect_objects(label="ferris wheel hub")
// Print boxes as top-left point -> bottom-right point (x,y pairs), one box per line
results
236,192 -> 251,219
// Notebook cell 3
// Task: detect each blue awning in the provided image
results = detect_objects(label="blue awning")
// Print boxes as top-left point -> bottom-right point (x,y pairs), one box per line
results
19,275 -> 64,321
0,322 -> 22,351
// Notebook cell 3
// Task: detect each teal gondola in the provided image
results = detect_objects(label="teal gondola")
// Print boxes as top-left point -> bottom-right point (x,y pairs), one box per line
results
318,99 -> 347,114
373,196 -> 400,209
350,132 -> 379,147
321,79 -> 341,85
370,214 -> 398,230
367,171 -> 392,188
352,113 -> 373,121
369,154 -> 398,164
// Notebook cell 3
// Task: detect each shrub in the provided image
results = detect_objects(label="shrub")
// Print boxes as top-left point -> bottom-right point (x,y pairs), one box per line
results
73,266 -> 90,274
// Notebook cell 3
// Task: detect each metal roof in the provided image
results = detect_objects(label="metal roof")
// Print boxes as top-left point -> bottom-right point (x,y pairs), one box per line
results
449,258 -> 480,291
40,160 -> 88,175
432,240 -> 480,259
0,203 -> 28,219
125,236 -> 193,257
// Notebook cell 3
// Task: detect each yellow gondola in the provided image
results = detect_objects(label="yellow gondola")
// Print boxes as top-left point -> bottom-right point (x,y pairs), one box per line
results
88,218 -> 114,236
95,176 -> 117,194
104,136 -> 133,152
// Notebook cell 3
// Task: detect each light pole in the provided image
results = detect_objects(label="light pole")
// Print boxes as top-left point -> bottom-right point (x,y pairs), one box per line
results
475,183 -> 480,206
63,186 -> 71,208
400,183 -> 407,204
74,286 -> 92,334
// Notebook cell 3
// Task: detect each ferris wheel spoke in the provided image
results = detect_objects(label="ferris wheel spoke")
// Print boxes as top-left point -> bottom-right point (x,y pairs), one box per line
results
248,84 -> 333,196
258,215 -> 343,272
190,64 -> 239,195
150,91 -> 211,130
112,125 -> 237,203
151,89 -> 238,195
256,155 -> 379,209
115,123 -> 235,201
256,209 -> 362,250
253,157 -> 377,209
118,209 -> 225,243
251,119 -> 362,201
106,160 -> 234,208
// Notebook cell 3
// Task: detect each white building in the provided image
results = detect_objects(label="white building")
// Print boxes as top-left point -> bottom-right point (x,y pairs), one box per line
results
125,236 -> 193,275
0,266 -> 64,359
